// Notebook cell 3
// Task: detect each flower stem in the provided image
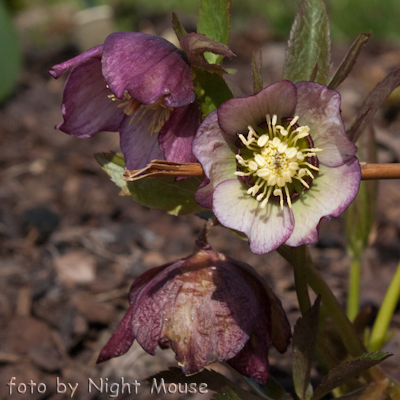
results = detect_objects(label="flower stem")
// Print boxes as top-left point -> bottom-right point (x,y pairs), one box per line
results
368,260 -> 400,352
123,161 -> 400,181
277,245 -> 366,357
347,258 -> 361,321
292,245 -> 312,314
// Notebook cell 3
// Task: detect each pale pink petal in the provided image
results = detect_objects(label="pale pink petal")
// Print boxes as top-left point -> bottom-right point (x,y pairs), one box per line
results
286,157 -> 361,247
213,179 -> 294,255
217,80 -> 297,136
295,82 -> 357,167
193,111 -> 237,208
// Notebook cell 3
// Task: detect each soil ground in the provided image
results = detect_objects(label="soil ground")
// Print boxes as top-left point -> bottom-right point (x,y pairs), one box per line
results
1,9 -> 400,400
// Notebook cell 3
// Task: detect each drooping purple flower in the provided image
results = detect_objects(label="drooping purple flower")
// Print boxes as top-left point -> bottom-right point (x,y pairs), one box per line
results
49,32 -> 201,169
193,81 -> 361,255
97,239 -> 291,384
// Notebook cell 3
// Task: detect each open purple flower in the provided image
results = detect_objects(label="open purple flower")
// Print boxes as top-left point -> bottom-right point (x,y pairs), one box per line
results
193,81 -> 361,255
49,32 -> 201,169
97,238 -> 291,384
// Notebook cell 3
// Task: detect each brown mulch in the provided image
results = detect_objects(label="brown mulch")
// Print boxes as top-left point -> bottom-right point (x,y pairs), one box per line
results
2,14 -> 400,400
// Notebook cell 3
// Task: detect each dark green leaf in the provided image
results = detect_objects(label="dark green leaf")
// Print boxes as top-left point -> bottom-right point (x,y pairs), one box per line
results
347,66 -> 400,143
212,386 -> 245,400
0,1 -> 22,103
252,51 -> 263,93
95,152 -> 206,216
334,382 -> 387,400
192,65 -> 233,117
148,368 -> 262,400
197,0 -> 231,64
172,12 -> 187,40
293,297 -> 321,400
311,352 -> 392,400
328,33 -> 370,90
283,0 -> 331,85
244,376 -> 293,400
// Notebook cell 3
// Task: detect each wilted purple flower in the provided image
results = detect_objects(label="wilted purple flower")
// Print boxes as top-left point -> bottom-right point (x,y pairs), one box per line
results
97,238 -> 291,384
193,81 -> 361,255
49,32 -> 201,169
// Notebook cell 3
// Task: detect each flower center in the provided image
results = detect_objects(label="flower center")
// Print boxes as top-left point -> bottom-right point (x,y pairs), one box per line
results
234,114 -> 323,209
108,90 -> 173,136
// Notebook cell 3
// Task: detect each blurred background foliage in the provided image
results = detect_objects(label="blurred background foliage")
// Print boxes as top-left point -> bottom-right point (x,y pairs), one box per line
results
4,0 -> 400,43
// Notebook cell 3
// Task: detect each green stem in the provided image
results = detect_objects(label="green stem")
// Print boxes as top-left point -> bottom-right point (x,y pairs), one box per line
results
277,245 -> 366,358
292,245 -> 312,314
347,258 -> 361,321
368,260 -> 400,352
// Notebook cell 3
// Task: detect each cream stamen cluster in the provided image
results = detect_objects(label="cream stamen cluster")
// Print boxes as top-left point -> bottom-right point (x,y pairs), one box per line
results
234,114 -> 322,209
108,90 -> 172,136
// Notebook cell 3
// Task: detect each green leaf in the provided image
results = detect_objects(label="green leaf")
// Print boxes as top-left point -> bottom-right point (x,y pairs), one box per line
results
147,368 -> 262,400
191,65 -> 233,117
334,382 -> 387,400
0,1 -> 22,103
244,376 -> 293,400
197,0 -> 231,64
311,352 -> 392,400
172,12 -> 187,40
95,152 -> 206,216
328,33 -> 370,90
252,51 -> 263,93
292,297 -> 321,400
347,66 -> 400,143
212,386 -> 246,400
283,0 -> 331,85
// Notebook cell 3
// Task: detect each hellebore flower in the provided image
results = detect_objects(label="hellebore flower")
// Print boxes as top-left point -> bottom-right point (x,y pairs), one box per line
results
97,236 -> 291,384
193,81 -> 361,255
49,32 -> 201,169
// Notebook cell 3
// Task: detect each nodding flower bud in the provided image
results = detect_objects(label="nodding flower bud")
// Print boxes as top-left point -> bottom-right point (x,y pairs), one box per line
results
97,232 -> 291,384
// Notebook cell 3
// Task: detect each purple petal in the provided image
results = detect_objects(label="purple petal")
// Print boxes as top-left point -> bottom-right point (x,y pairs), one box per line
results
217,80 -> 297,136
49,45 -> 103,79
193,111 -> 237,208
57,58 -> 125,138
131,264 -> 184,355
158,102 -> 201,163
233,259 -> 291,353
227,321 -> 272,384
102,32 -> 195,108
213,179 -> 295,255
295,82 -> 358,167
286,157 -> 361,247
97,305 -> 135,363
159,257 -> 258,374
119,110 -> 165,170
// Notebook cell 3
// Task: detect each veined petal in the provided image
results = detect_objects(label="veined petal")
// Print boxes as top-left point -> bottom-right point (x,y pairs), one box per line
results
57,58 -> 125,138
102,32 -> 195,108
162,259 -> 257,374
49,45 -> 103,79
193,111 -> 237,208
96,305 -> 135,363
213,179 -> 294,255
158,102 -> 201,164
119,109 -> 165,170
217,80 -> 297,136
286,157 -> 361,247
295,82 -> 357,167
227,319 -> 271,384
